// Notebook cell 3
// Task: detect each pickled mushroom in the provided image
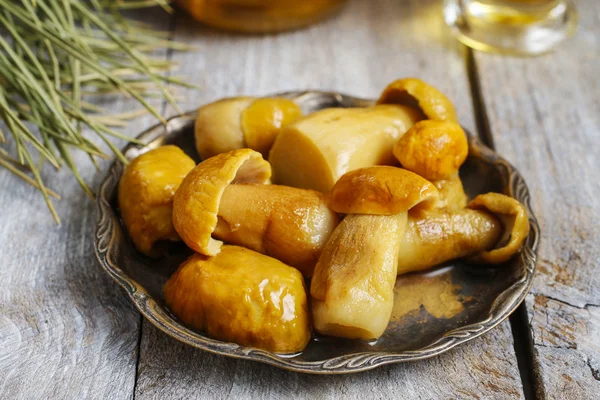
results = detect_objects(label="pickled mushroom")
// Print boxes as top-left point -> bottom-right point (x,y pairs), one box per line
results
396,209 -> 504,275
173,148 -> 272,256
395,192 -> 531,274
174,149 -> 339,274
393,120 -> 468,181
214,183 -> 340,277
269,105 -> 422,193
377,78 -> 458,122
164,245 -> 311,353
467,193 -> 530,264
195,96 -> 302,160
241,98 -> 303,157
311,166 -> 439,340
118,145 -> 195,256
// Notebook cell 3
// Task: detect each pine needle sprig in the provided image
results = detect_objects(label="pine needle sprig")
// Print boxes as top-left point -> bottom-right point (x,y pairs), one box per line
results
0,0 -> 193,223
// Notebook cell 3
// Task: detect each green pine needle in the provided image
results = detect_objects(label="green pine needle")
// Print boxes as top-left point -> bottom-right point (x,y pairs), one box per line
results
0,0 -> 194,222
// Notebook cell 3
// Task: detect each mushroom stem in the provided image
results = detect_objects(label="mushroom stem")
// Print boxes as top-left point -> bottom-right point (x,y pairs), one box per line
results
432,173 -> 468,210
397,209 -> 503,275
213,183 -> 340,277
310,213 -> 407,340
269,105 -> 422,193
312,166 -> 439,340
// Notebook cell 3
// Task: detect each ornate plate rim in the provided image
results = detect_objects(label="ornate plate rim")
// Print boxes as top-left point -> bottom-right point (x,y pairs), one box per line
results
94,91 -> 540,374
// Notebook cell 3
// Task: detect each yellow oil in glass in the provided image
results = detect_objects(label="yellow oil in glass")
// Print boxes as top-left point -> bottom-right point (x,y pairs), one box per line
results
444,0 -> 577,56
176,0 -> 347,33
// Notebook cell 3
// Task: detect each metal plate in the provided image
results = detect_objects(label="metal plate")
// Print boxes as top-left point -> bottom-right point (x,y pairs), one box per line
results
94,91 -> 540,374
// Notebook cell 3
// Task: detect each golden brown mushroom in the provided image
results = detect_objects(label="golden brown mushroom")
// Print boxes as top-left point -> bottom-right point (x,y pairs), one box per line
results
173,149 -> 272,256
173,149 -> 339,276
164,245 -> 311,353
433,174 -> 468,210
393,120 -> 469,210
377,78 -> 458,122
393,120 -> 468,181
396,209 -> 503,275
213,183 -> 340,277
195,97 -> 302,159
467,193 -> 530,264
311,166 -> 439,340
395,192 -> 530,274
241,98 -> 303,157
269,105 -> 422,192
118,145 -> 195,256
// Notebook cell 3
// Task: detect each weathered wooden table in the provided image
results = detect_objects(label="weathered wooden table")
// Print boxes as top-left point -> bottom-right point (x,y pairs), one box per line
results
1,1 -> 598,398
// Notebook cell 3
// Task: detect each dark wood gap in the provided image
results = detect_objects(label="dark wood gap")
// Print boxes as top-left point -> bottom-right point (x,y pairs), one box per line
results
132,316 -> 144,400
510,303 -> 546,400
464,46 -> 541,400
465,48 -> 495,149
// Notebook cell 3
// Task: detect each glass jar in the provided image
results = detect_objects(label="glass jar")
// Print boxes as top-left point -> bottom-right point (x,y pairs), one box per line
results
176,0 -> 348,33
444,0 -> 577,56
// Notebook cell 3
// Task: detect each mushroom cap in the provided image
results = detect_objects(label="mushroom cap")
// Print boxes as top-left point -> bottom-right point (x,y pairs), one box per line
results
173,149 -> 271,256
164,245 -> 311,353
328,166 -> 439,215
377,78 -> 458,122
195,97 -> 255,160
393,120 -> 469,181
195,97 -> 302,160
118,145 -> 195,256
241,97 -> 303,158
467,193 -> 530,264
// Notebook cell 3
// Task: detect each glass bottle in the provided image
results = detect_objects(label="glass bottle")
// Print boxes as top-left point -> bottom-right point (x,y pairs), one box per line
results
176,0 -> 348,33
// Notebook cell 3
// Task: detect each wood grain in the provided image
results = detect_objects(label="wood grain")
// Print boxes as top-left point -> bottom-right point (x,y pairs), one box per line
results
0,8 -> 172,400
136,322 -> 522,400
0,120 -> 141,400
9,0 -> 597,396
135,1 -> 525,398
163,0 -> 477,130
474,0 -> 600,396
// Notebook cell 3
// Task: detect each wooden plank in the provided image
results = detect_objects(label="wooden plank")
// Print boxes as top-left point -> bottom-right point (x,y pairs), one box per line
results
0,8 -> 174,399
0,109 -> 141,400
136,322 -> 522,400
136,2 -> 525,398
473,0 -> 600,396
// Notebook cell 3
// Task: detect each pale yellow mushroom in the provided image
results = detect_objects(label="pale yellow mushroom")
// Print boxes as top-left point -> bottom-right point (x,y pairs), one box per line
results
195,97 -> 302,160
118,145 -> 195,256
311,166 -> 439,340
164,246 -> 311,353
173,149 -> 339,276
269,105 -> 422,193
377,78 -> 458,122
